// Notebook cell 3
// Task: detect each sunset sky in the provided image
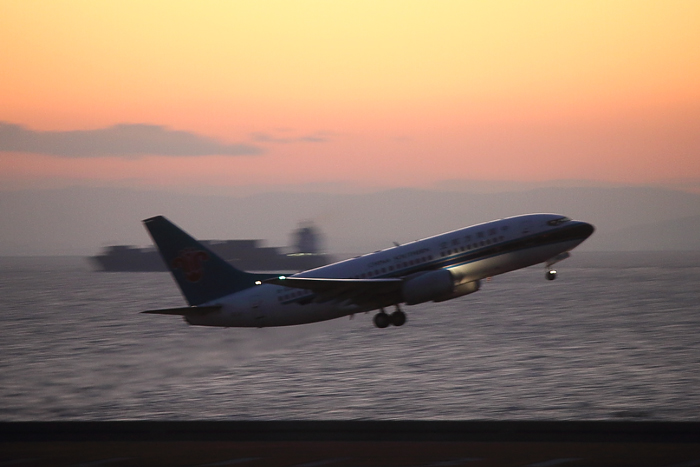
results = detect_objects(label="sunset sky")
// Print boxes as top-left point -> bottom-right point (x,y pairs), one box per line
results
2,0 -> 699,194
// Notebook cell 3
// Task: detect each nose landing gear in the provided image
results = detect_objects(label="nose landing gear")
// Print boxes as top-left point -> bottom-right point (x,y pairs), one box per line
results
373,305 -> 406,328
545,252 -> 569,281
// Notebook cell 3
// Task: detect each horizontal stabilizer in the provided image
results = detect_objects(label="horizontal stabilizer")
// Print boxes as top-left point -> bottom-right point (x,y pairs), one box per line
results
141,305 -> 222,316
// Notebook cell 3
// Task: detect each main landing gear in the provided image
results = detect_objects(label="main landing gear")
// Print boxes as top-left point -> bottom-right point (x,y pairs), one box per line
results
373,305 -> 406,328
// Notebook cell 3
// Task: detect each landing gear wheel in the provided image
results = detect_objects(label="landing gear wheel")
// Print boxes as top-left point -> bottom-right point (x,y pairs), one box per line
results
390,310 -> 406,326
546,270 -> 557,281
374,312 -> 390,328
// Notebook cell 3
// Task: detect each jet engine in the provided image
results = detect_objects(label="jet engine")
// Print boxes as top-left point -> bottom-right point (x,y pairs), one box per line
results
402,269 -> 480,305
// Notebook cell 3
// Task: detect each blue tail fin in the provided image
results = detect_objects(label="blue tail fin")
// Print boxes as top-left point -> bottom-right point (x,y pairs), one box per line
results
143,216 -> 262,306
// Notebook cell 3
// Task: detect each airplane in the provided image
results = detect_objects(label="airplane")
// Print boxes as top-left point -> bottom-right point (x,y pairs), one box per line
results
142,214 -> 594,328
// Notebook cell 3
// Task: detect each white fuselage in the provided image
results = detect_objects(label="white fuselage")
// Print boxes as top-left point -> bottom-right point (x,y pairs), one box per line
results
186,214 -> 592,327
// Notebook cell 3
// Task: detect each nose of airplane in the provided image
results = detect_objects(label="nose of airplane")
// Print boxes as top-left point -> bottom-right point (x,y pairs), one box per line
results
576,221 -> 595,239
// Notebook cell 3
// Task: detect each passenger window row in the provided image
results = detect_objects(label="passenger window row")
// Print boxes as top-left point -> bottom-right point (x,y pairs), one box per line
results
440,235 -> 506,257
279,289 -> 307,302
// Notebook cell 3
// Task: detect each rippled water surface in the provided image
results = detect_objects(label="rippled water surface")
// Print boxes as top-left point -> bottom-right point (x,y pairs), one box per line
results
1,253 -> 698,420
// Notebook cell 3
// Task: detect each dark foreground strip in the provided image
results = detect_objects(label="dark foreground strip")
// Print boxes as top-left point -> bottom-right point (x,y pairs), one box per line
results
1,421 -> 699,443
2,422 -> 700,467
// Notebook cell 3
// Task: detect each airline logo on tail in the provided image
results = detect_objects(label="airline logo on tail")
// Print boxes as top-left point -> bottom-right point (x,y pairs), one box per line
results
171,248 -> 209,282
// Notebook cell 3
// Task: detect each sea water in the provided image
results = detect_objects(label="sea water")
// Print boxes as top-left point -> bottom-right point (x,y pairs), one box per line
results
0,253 -> 698,420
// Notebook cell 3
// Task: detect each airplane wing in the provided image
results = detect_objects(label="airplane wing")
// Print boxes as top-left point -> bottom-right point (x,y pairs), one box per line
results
264,276 -> 404,308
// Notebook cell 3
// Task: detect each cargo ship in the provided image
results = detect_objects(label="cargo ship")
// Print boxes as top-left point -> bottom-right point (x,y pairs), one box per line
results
90,223 -> 331,272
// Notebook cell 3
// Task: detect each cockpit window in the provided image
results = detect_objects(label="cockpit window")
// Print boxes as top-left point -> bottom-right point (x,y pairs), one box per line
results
547,217 -> 571,226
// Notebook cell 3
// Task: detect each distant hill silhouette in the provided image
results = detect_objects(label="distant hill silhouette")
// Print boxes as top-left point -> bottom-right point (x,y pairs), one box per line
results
1,185 -> 699,255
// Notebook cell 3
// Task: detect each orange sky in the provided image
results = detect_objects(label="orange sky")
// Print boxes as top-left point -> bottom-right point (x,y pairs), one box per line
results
1,0 -> 699,193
